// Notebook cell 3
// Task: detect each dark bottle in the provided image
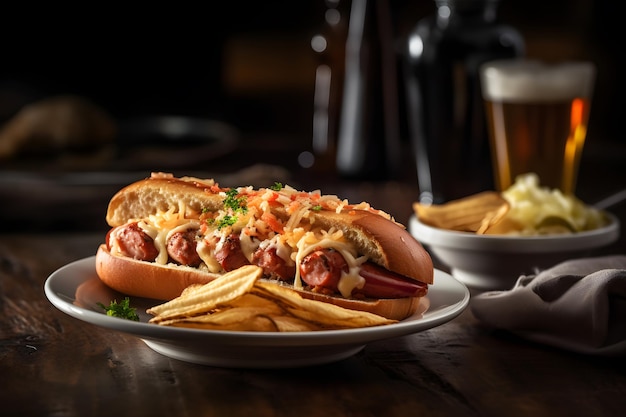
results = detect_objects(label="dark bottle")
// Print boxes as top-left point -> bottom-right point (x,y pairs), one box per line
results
404,0 -> 524,203
309,0 -> 348,174
335,0 -> 402,180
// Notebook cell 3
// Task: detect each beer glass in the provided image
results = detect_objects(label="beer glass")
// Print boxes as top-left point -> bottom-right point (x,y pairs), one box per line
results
480,59 -> 595,194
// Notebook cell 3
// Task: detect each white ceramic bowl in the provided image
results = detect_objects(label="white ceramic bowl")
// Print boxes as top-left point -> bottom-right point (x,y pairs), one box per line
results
409,213 -> 620,291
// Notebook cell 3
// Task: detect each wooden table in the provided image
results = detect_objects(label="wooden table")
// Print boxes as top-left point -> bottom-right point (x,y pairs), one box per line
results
3,228 -> 626,417
2,138 -> 626,417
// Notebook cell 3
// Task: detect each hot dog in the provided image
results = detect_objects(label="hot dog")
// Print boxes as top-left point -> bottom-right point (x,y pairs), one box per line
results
95,172 -> 434,320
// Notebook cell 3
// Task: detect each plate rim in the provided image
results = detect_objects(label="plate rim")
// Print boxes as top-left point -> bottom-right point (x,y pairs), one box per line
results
44,256 -> 470,348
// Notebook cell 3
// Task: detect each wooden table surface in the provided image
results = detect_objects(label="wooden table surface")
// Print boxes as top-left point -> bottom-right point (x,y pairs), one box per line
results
2,137 -> 626,417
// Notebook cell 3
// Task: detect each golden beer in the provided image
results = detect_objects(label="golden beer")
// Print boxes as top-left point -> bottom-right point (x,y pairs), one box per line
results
480,60 -> 595,194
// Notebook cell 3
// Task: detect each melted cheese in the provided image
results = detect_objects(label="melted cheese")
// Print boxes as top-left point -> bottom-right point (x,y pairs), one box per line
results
197,239 -> 222,273
108,233 -> 124,257
254,234 -> 295,266
239,231 -> 261,263
239,185 -> 379,296
291,228 -> 366,296
137,202 -> 200,265
337,266 -> 366,298
124,183 -> 393,298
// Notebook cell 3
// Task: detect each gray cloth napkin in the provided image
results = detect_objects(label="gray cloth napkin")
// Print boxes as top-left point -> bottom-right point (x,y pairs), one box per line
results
471,255 -> 626,355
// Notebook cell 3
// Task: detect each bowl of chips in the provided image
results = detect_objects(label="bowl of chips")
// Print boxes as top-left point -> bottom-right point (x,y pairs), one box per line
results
409,174 -> 620,291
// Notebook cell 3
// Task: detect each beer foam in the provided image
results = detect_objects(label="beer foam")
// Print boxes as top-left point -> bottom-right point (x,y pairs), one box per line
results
480,60 -> 595,102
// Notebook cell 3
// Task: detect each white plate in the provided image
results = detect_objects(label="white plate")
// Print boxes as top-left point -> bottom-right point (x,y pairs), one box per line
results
44,257 -> 469,368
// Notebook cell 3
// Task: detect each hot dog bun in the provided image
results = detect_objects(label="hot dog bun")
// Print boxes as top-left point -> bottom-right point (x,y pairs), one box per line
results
106,175 -> 222,227
307,210 -> 433,285
97,173 -> 433,320
96,243 -> 425,320
96,243 -> 219,301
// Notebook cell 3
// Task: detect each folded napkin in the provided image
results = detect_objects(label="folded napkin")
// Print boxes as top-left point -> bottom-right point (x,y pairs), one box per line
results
471,255 -> 626,355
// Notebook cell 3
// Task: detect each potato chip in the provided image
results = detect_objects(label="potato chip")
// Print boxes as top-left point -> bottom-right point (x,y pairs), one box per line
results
160,308 -> 280,332
147,265 -> 263,321
267,315 -> 322,332
414,191 -> 509,233
228,292 -> 284,311
254,281 -> 396,329
147,264 -> 398,332
179,284 -> 204,297
476,202 -> 511,234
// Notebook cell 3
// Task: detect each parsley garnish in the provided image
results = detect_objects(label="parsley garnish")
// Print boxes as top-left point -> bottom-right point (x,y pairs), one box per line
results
270,182 -> 283,191
312,204 -> 323,211
214,189 -> 248,229
97,297 -> 140,321
216,214 -> 237,230
223,189 -> 248,213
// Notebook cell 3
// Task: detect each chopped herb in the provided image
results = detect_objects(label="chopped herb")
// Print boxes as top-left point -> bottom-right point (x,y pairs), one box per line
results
97,297 -> 140,321
217,214 -> 237,230
270,182 -> 283,191
216,189 -> 248,228
312,204 -> 323,211
223,189 -> 248,213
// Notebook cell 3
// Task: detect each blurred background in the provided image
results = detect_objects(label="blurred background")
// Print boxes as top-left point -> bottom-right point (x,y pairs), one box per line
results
0,0 -> 623,230
1,0 -> 621,142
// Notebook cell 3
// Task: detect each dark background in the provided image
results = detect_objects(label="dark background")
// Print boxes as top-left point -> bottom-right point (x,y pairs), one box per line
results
0,0 -> 622,162
0,0 -> 623,232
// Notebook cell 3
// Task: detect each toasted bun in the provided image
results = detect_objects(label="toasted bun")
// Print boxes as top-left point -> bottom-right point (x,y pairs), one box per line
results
96,244 -> 219,300
309,210 -> 433,284
106,174 -> 223,227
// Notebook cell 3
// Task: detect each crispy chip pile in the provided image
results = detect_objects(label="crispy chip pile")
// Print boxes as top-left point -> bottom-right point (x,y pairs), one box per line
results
414,191 -> 510,234
414,174 -> 609,235
147,265 -> 396,332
